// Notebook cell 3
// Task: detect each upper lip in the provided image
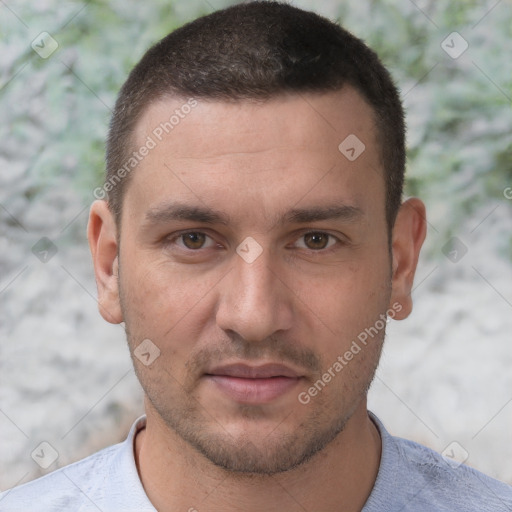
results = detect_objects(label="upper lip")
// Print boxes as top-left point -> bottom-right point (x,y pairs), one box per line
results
205,363 -> 302,379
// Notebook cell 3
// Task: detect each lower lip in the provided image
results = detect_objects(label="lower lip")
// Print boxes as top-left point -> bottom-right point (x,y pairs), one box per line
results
205,375 -> 301,404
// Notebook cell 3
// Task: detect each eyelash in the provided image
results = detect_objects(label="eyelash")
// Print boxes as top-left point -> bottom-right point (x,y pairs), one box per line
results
165,230 -> 343,253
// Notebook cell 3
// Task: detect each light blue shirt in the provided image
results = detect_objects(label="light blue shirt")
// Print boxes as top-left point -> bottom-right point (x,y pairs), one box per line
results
1,413 -> 511,511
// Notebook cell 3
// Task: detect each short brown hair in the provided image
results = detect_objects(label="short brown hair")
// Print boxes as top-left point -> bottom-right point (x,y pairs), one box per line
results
105,1 -> 405,230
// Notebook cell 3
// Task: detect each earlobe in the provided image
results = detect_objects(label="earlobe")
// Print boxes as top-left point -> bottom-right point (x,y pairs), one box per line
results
87,200 -> 123,324
389,198 -> 427,320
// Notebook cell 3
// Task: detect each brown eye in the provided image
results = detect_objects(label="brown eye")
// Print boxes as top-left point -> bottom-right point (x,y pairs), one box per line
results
303,232 -> 331,250
181,232 -> 206,249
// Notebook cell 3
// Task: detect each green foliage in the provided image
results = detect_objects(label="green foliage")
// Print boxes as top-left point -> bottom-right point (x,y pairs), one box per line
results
335,0 -> 511,258
2,0 -> 510,257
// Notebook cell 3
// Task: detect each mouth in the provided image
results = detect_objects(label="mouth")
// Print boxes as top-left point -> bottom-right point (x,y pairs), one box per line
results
203,363 -> 304,404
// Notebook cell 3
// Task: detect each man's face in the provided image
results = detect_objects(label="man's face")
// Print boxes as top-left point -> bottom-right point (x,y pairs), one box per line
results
109,89 -> 397,474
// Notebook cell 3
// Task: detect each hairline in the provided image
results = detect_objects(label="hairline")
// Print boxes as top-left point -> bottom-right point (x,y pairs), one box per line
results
111,86 -> 394,235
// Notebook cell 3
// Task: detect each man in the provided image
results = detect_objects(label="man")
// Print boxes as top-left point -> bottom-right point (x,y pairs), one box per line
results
1,2 -> 511,511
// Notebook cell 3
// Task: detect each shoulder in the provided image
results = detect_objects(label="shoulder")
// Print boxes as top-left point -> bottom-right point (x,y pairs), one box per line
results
364,413 -> 512,512
396,436 -> 512,510
0,416 -> 153,512
0,443 -> 120,511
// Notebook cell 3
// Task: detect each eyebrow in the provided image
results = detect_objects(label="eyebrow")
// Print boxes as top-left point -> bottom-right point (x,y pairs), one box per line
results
284,204 -> 363,224
143,201 -> 363,227
144,202 -> 230,226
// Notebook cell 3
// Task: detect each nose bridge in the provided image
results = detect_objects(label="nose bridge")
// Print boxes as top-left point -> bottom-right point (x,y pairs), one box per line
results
238,251 -> 275,303
216,245 -> 292,341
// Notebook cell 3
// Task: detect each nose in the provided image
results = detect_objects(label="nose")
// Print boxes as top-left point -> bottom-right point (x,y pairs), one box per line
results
215,246 -> 294,343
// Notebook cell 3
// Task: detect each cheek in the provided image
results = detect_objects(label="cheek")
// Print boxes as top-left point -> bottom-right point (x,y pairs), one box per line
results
119,252 -> 221,343
291,259 -> 391,391
119,258 -> 216,391
300,260 -> 390,331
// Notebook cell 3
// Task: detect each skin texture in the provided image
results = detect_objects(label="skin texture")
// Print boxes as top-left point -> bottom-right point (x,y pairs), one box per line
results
88,88 -> 426,511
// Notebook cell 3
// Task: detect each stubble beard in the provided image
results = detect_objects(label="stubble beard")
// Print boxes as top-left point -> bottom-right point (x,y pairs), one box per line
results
126,334 -> 383,476
119,282 -> 386,476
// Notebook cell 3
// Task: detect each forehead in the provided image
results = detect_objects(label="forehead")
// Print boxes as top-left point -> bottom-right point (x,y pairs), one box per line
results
124,89 -> 384,227
135,88 -> 377,154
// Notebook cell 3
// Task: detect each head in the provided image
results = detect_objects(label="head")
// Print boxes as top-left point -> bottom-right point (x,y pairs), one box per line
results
103,1 -> 406,232
89,2 -> 426,475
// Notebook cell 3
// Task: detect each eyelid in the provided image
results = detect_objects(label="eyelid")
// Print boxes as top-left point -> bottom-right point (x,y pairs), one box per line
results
165,230 -> 219,250
163,229 -> 348,252
291,230 -> 345,251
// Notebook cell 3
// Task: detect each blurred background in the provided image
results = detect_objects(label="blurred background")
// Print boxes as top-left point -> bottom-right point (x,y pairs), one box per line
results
1,0 -> 511,490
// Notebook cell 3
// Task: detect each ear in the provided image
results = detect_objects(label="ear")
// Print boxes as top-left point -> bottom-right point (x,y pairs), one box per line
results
87,200 -> 123,324
389,198 -> 427,320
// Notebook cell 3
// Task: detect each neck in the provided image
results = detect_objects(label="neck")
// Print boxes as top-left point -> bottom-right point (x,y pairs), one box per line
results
135,401 -> 381,512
